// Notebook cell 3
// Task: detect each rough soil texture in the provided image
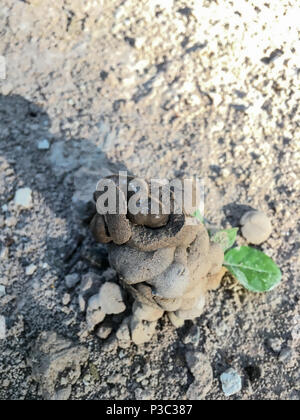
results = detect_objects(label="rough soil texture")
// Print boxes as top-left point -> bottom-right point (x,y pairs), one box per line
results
0,0 -> 299,400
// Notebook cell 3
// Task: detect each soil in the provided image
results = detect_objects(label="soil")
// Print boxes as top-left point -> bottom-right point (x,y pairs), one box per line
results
0,0 -> 299,400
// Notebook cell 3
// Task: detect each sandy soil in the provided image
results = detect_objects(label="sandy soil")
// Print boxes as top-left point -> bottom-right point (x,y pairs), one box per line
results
0,0 -> 299,400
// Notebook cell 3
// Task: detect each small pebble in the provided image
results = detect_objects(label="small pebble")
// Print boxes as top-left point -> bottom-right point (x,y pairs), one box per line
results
222,168 -> 230,178
62,293 -> 71,306
220,368 -> 242,397
5,217 -> 17,227
0,246 -> 8,260
37,139 -> 50,150
98,282 -> 126,315
0,316 -> 6,340
279,347 -> 292,363
2,379 -> 10,388
88,294 -> 101,311
268,337 -> 283,353
14,188 -> 32,209
55,385 -> 72,401
118,350 -> 126,359
116,318 -> 131,342
240,210 -> 272,245
78,294 -> 86,312
134,388 -> 153,400
26,264 -> 37,276
291,316 -> 300,343
86,308 -> 105,330
96,325 -> 113,340
65,273 -> 80,289
0,285 -> 6,297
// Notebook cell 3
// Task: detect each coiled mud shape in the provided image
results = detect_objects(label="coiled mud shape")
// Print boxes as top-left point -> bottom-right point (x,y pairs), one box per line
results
89,174 -> 225,346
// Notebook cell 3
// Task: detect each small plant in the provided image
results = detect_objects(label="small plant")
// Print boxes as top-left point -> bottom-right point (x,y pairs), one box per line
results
194,215 -> 282,293
224,245 -> 281,292
210,228 -> 239,252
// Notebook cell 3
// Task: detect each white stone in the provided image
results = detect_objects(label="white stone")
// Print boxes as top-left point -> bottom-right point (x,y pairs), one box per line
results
135,37 -> 146,49
37,139 -> 50,150
54,385 -> 72,401
26,264 -> 37,276
96,325 -> 112,340
241,210 -> 272,245
98,282 -> 126,315
87,294 -> 101,311
62,293 -> 71,306
78,294 -> 86,312
0,247 -> 8,260
0,285 -> 6,297
116,317 -> 131,342
14,188 -> 32,209
86,309 -> 105,331
212,93 -> 223,107
5,217 -> 17,227
220,368 -> 242,397
222,168 -> 231,178
0,316 -> 6,340
130,317 -> 157,345
132,301 -> 164,322
65,273 -> 80,289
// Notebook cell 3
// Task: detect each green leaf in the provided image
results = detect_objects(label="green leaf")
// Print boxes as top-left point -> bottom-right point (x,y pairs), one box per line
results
192,209 -> 204,223
210,228 -> 238,251
224,246 -> 282,293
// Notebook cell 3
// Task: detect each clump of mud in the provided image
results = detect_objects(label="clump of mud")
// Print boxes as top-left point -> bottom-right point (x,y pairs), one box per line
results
88,175 -> 225,346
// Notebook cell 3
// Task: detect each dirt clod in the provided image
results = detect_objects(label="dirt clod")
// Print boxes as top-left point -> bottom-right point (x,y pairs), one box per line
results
240,210 -> 272,245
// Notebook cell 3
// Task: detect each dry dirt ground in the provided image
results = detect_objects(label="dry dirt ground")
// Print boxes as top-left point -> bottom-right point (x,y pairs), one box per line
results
0,0 -> 299,400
